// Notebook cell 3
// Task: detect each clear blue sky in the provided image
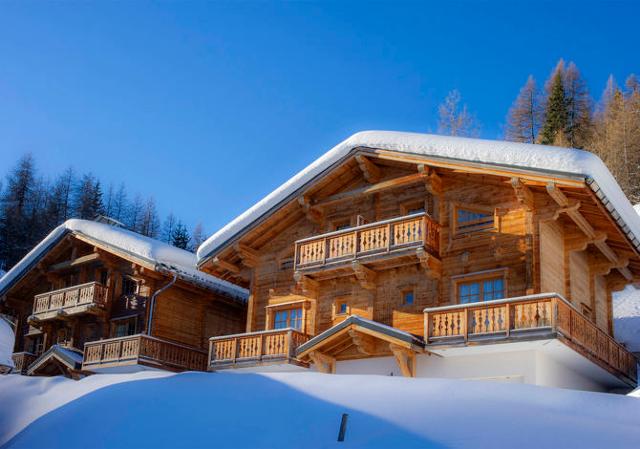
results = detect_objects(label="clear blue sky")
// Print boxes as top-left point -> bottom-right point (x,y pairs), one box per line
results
1,1 -> 638,236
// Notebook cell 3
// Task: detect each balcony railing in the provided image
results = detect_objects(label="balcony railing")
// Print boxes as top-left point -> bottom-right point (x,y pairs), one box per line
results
33,282 -> 108,318
12,352 -> 38,374
424,294 -> 637,384
82,334 -> 207,372
294,213 -> 439,270
209,328 -> 310,370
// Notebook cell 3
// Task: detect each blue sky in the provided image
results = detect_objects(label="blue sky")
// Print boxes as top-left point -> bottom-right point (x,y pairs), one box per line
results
0,1 -> 638,236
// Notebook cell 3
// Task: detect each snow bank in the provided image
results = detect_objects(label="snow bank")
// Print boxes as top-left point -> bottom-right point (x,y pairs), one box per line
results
0,317 -> 15,369
197,131 -> 640,264
614,285 -> 640,352
0,219 -> 247,301
1,371 -> 640,448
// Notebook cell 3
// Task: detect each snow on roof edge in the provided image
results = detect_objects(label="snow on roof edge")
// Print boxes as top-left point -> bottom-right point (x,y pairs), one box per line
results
197,130 -> 640,264
0,219 -> 248,302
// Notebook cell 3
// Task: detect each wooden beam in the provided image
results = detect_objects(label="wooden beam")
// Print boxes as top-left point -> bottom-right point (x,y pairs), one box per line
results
511,178 -> 534,211
293,272 -> 319,297
351,261 -> 377,290
416,248 -> 442,279
234,243 -> 259,268
417,164 -> 442,195
313,173 -> 427,208
547,183 -> 632,280
309,351 -> 335,374
355,155 -> 381,183
389,343 -> 416,377
297,196 -> 323,225
212,257 -> 241,274
348,329 -> 376,356
48,252 -> 101,272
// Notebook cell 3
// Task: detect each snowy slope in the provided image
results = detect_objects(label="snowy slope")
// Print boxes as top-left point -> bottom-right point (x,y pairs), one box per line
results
0,317 -> 15,369
614,285 -> 640,352
1,372 -> 640,449
197,131 -> 640,264
0,219 -> 247,301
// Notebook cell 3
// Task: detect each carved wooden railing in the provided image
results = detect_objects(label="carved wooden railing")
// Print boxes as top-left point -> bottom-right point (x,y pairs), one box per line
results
83,334 -> 207,372
425,294 -> 637,383
12,352 -> 38,374
33,282 -> 108,316
209,328 -> 310,368
294,213 -> 439,269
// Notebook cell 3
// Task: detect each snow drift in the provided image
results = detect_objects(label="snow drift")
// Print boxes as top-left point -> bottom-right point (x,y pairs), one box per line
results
1,371 -> 640,449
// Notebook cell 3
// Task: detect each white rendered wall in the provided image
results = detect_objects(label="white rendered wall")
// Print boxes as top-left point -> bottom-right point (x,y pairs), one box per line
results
333,347 -> 612,392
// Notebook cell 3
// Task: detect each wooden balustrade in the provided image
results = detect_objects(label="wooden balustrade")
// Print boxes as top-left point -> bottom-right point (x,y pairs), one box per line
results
82,334 -> 207,372
32,282 -> 108,317
12,352 -> 38,374
294,213 -> 439,270
209,328 -> 310,369
425,294 -> 637,383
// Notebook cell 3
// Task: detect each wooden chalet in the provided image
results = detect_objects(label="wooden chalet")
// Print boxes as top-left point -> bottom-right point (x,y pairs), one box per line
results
198,131 -> 639,391
0,219 -> 247,378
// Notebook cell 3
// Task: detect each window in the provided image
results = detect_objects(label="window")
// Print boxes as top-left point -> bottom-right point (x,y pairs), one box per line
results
581,304 -> 593,321
454,205 -> 495,235
112,317 -> 137,337
457,277 -> 505,304
273,308 -> 303,330
100,269 -> 109,286
334,221 -> 351,231
122,276 -> 139,296
401,201 -> 426,216
279,258 -> 294,270
402,290 -> 415,305
335,300 -> 349,316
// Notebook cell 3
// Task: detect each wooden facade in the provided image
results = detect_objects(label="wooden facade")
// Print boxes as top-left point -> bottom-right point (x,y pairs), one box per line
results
1,227 -> 247,376
199,146 -> 639,386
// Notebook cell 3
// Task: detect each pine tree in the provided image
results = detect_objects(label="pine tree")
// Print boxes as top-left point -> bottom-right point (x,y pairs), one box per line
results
75,173 -> 104,219
171,221 -> 191,250
190,222 -> 205,252
539,60 -> 569,145
564,62 -> 592,148
161,213 -> 178,243
505,75 -> 542,143
437,90 -> 480,137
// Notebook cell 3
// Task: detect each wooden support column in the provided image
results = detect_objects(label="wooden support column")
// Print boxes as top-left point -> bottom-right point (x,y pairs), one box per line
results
389,343 -> 416,377
309,351 -> 335,374
416,248 -> 442,279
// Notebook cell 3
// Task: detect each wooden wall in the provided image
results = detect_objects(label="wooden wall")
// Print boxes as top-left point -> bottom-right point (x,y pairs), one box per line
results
540,220 -> 566,296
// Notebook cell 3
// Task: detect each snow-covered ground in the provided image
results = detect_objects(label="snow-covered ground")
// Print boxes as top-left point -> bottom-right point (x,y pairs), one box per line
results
1,371 -> 639,449
0,317 -> 15,370
614,284 -> 640,353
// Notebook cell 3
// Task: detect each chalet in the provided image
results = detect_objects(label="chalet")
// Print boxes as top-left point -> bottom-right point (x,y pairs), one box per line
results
0,219 -> 247,378
198,131 -> 639,392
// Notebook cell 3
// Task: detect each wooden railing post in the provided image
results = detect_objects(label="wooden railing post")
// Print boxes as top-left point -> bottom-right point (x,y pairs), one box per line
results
505,303 -> 511,337
463,309 -> 469,342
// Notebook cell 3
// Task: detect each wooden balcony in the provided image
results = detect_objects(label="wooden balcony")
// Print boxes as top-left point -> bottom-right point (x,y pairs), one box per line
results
82,334 -> 207,372
209,328 -> 311,370
294,213 -> 440,276
31,282 -> 108,321
425,294 -> 637,385
12,352 -> 38,374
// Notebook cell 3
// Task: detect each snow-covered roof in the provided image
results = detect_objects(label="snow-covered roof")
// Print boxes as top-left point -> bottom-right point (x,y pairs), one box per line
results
197,130 -> 640,265
0,219 -> 248,302
0,316 -> 15,369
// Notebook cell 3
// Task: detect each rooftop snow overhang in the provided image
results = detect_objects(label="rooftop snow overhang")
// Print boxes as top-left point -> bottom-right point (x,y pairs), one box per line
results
0,221 -> 248,304
197,131 -> 640,268
26,344 -> 84,376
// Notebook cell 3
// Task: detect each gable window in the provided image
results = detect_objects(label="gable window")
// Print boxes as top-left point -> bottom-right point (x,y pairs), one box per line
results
456,275 -> 506,304
273,308 -> 303,330
454,204 -> 495,235
122,276 -> 139,296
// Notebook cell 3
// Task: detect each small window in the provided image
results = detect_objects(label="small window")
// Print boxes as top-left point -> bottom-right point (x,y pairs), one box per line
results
273,308 -> 303,330
122,276 -> 139,296
457,277 -> 505,304
112,317 -> 137,337
401,201 -> 426,216
280,258 -> 294,270
100,270 -> 109,286
402,290 -> 415,305
335,300 -> 349,316
581,304 -> 593,321
454,205 -> 494,235
335,222 -> 351,231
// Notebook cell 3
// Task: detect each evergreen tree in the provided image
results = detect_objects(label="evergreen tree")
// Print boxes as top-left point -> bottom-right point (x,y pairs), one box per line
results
75,174 -> 104,219
171,221 -> 190,250
564,62 -> 592,148
505,75 -> 542,143
437,90 -> 480,137
539,60 -> 569,145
